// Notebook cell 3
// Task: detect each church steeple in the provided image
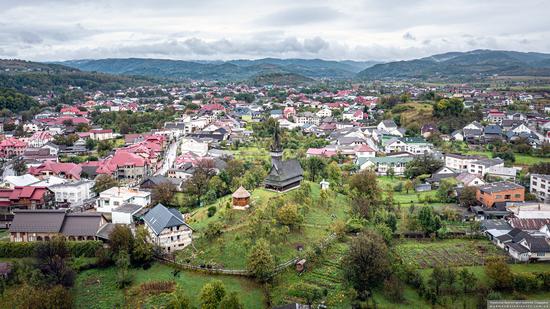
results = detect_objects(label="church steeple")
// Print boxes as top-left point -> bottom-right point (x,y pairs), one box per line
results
270,123 -> 283,160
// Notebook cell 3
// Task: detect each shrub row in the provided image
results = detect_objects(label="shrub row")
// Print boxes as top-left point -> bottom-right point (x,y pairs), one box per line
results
0,241 -> 102,258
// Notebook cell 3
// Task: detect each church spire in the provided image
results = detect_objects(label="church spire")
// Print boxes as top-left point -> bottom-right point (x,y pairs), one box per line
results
270,123 -> 282,153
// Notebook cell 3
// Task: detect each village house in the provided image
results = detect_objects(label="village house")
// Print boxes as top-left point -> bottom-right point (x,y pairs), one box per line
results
48,180 -> 95,207
28,161 -> 82,180
27,131 -> 54,147
476,181 -> 525,207
444,154 -> 481,172
0,186 -> 54,227
468,158 -> 504,176
0,138 -> 27,158
143,203 -> 193,253
9,210 -> 107,242
356,156 -> 413,176
96,187 -> 151,213
89,129 -> 114,141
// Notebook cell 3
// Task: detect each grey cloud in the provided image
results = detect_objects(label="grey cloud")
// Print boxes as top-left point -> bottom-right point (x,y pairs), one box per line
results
257,6 -> 343,26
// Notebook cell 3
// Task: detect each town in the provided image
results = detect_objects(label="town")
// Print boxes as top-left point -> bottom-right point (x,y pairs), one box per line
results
2,1 -> 550,307
0,68 -> 550,308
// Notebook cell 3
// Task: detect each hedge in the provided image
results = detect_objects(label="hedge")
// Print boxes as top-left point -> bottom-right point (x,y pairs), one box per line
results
0,241 -> 102,258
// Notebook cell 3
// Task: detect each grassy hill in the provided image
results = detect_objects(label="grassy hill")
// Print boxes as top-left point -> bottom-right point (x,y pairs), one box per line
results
357,50 -> 550,80
0,59 -> 153,95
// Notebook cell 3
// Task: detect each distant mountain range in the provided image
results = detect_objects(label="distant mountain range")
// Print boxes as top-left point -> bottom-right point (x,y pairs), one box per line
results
357,50 -> 550,80
56,58 -> 380,81
0,59 -> 152,95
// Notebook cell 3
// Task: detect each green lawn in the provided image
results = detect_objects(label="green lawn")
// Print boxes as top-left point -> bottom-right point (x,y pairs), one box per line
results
464,149 -> 550,166
73,263 -> 264,309
378,176 -> 443,206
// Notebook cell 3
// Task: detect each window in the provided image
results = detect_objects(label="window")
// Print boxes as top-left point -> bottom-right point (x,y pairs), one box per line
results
514,194 -> 521,198
504,194 -> 511,200
496,195 -> 502,199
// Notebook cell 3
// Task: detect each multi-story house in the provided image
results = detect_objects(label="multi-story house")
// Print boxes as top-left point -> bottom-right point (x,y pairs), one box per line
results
48,180 -> 95,207
96,187 -> 151,213
468,158 -> 504,176
143,203 -> 193,253
89,129 -> 114,141
0,186 -> 54,227
0,138 -> 27,158
295,112 -> 320,126
531,174 -> 550,202
476,181 -> 525,207
27,131 -> 53,147
444,154 -> 481,172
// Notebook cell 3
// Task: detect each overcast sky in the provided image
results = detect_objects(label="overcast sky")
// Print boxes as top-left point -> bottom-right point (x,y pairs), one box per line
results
1,0 -> 549,61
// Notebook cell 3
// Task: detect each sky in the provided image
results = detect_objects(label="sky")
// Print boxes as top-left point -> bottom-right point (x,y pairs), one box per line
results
0,0 -> 549,62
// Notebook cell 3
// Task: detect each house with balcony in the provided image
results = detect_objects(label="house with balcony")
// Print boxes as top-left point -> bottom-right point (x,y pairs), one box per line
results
476,181 -> 525,207
96,187 -> 151,213
143,203 -> 193,253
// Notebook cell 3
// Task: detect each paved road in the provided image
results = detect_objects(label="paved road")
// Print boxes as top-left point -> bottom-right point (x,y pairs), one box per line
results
155,138 -> 180,176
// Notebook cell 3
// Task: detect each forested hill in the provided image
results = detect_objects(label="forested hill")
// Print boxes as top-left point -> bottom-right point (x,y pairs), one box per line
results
57,58 -> 380,81
0,59 -> 153,96
357,50 -> 550,80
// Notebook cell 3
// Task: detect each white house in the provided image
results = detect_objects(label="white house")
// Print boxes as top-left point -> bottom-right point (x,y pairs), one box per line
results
468,158 -> 504,176
143,204 -> 193,253
356,156 -> 413,176
112,203 -> 145,224
444,154 -> 480,172
531,174 -> 550,201
96,187 -> 151,213
49,180 -> 95,206
89,129 -> 114,141
180,138 -> 208,157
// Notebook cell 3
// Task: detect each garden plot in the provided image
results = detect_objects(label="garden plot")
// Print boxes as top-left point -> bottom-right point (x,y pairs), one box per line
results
395,239 -> 505,269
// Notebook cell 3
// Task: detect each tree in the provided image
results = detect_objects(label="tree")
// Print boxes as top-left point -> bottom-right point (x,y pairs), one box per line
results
92,175 -> 119,194
326,161 -> 342,186
418,206 -> 442,236
428,266 -> 446,296
109,225 -> 135,256
204,221 -> 224,240
225,159 -> 245,184
404,154 -> 444,179
485,257 -> 513,290
85,138 -> 97,150
458,268 -> 477,294
276,203 -> 303,229
530,162 -> 550,175
433,98 -> 464,118
200,280 -> 226,309
342,231 -> 390,300
246,239 -> 275,282
168,287 -> 193,309
12,157 -> 27,176
437,179 -> 457,203
404,180 -> 414,194
184,161 -> 215,207
34,236 -> 75,287
288,282 -> 323,306
458,186 -> 478,208
219,292 -> 244,309
151,181 -> 177,205
386,167 -> 395,179
132,225 -> 153,266
115,251 -> 132,288
305,156 -> 326,181
348,169 -> 382,219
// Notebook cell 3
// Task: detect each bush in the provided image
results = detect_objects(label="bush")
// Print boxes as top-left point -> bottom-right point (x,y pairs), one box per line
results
513,273 -> 540,292
0,241 -> 101,258
207,206 -> 217,217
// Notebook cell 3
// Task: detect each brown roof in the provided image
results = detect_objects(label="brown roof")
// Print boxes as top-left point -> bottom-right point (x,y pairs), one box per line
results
509,218 -> 550,231
9,210 -> 66,233
232,186 -> 251,199
61,213 -> 105,237
9,210 -> 106,237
